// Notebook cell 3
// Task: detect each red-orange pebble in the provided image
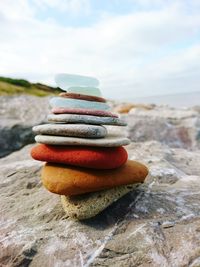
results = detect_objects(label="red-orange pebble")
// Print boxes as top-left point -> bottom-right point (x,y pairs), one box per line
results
31,144 -> 128,169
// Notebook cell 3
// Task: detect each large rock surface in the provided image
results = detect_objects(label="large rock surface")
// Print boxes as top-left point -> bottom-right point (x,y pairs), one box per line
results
1,96 -> 200,266
123,105 -> 200,149
1,141 -> 200,267
0,95 -> 50,157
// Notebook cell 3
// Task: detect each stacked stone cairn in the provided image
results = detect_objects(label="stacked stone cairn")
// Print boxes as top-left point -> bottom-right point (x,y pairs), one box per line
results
31,74 -> 148,220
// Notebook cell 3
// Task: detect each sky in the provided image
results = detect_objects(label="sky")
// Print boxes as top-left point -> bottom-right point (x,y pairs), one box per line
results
0,0 -> 200,99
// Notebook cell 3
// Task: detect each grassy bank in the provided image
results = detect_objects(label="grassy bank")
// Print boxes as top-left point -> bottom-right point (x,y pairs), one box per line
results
0,77 -> 62,96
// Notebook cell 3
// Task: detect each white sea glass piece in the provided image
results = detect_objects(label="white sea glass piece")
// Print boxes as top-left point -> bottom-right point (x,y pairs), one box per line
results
67,86 -> 102,97
55,73 -> 100,91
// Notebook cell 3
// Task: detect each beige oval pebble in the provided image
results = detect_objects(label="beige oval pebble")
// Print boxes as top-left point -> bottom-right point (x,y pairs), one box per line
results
35,134 -> 130,147
61,184 -> 139,220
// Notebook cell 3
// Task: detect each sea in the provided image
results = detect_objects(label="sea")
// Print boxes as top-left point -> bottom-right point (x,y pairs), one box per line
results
130,91 -> 200,108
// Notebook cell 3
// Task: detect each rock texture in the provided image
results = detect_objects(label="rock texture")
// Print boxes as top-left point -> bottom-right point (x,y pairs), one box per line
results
1,139 -> 200,267
1,96 -> 200,266
61,184 -> 138,220
0,95 -> 50,157
1,96 -> 199,158
122,105 -> 200,149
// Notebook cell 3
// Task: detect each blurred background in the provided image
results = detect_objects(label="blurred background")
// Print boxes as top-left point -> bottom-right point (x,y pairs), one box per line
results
0,0 -> 200,104
0,0 -> 200,157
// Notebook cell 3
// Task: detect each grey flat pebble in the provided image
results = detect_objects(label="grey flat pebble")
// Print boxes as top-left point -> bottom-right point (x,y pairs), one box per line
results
48,114 -> 127,126
33,124 -> 107,138
35,134 -> 130,147
61,184 -> 139,220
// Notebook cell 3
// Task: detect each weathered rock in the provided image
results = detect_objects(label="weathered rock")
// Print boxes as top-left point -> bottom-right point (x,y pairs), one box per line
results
1,97 -> 200,158
0,95 -> 50,157
122,105 -> 200,149
1,141 -> 200,266
1,96 -> 200,266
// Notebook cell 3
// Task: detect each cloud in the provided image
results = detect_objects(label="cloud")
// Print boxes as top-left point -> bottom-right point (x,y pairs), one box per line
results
0,0 -> 200,99
0,0 -> 35,19
32,0 -> 91,15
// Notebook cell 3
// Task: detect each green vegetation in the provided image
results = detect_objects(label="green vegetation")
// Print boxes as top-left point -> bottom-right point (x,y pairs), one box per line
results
0,76 -> 62,96
0,77 -> 31,88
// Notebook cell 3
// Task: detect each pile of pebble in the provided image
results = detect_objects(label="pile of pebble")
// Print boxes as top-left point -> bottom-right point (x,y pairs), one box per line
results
31,74 -> 148,220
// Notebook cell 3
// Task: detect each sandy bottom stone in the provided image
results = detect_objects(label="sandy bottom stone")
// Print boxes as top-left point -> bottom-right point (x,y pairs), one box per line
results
61,184 -> 139,220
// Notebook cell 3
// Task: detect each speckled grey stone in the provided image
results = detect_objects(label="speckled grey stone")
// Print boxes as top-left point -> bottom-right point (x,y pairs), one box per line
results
61,184 -> 139,220
35,134 -> 130,146
33,124 -> 107,138
48,114 -> 127,126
